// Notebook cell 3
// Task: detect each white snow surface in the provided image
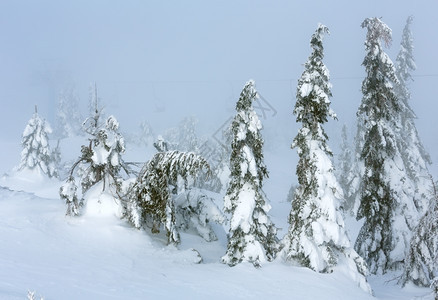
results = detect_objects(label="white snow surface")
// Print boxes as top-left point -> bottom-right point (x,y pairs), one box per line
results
0,139 -> 433,299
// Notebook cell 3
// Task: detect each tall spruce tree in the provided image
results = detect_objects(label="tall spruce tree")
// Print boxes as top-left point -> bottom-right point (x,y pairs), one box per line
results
394,16 -> 432,215
282,25 -> 370,292
221,80 -> 278,268
354,17 -> 419,274
18,106 -> 58,178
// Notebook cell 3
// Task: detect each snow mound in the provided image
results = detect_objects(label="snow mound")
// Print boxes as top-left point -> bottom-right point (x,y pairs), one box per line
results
83,181 -> 124,218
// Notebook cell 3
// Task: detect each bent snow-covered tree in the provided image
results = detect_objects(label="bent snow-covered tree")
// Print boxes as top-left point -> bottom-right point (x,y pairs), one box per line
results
354,17 -> 420,274
394,16 -> 432,216
221,80 -> 278,268
282,24 -> 370,292
126,150 -> 224,245
399,179 -> 437,287
18,106 -> 58,178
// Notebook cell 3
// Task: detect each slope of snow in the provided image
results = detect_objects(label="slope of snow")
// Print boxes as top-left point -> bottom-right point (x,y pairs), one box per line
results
0,186 -> 375,300
0,139 -> 433,299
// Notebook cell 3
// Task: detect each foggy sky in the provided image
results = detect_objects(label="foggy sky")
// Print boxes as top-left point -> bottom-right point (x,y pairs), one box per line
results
1,1 -> 437,175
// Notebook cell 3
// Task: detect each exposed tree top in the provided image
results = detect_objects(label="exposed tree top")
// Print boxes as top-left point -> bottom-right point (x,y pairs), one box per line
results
361,17 -> 392,48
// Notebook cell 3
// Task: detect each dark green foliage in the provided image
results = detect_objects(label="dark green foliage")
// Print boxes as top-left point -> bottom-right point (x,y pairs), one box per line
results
354,17 -> 405,274
222,80 -> 278,267
282,26 -> 370,293
128,151 -> 211,245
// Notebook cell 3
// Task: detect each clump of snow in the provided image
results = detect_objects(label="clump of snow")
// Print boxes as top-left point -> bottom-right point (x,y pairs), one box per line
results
83,181 -> 123,218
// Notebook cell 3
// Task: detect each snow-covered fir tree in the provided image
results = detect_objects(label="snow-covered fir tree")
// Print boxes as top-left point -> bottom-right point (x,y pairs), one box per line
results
174,187 -> 225,242
354,17 -> 419,274
337,124 -> 354,213
54,85 -> 83,139
394,16 -> 432,215
221,80 -> 278,268
126,151 -> 224,245
282,25 -> 370,292
399,179 -> 437,287
18,106 -> 58,178
60,92 -> 128,216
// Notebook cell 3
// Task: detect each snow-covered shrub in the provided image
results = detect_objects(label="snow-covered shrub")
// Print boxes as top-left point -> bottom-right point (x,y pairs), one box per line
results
175,188 -> 225,242
60,176 -> 81,216
61,110 -> 128,216
18,107 -> 58,178
126,150 -> 222,245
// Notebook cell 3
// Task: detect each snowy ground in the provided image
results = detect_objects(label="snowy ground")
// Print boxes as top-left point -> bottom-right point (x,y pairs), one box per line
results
0,139 -> 433,300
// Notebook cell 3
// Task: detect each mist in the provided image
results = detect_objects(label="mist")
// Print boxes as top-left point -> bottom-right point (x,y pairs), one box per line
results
1,0 -> 437,177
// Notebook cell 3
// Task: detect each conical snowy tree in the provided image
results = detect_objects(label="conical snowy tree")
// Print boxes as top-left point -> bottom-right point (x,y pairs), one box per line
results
394,16 -> 432,215
354,17 -> 419,274
337,124 -> 354,213
282,25 -> 370,292
18,106 -> 58,178
221,80 -> 278,268
399,178 -> 437,287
